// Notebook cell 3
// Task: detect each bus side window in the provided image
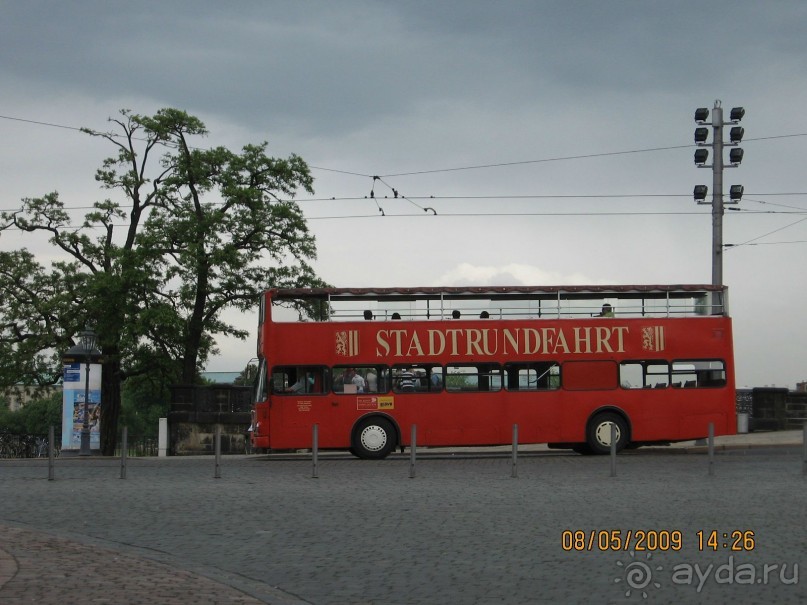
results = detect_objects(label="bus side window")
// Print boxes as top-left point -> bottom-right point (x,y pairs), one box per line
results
619,360 -> 669,389
428,366 -> 443,392
272,366 -> 327,394
672,360 -> 726,388
445,364 -> 502,392
504,362 -> 559,391
332,365 -> 389,394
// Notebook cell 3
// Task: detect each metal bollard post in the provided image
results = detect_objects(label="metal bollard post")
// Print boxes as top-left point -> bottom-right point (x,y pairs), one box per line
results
511,424 -> 518,478
802,423 -> 806,477
214,425 -> 222,479
48,425 -> 55,481
610,422 -> 617,477
120,426 -> 128,480
312,424 -> 319,479
708,422 -> 715,476
409,424 -> 417,479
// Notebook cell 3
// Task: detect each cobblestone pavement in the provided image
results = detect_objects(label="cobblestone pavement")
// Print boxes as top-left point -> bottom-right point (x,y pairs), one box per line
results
1,439 -> 806,604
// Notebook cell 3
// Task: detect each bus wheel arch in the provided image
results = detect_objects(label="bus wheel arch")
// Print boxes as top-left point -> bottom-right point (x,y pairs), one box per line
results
585,408 -> 631,455
351,414 -> 399,459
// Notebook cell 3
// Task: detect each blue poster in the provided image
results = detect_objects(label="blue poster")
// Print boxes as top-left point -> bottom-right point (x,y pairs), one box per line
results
61,362 -> 102,451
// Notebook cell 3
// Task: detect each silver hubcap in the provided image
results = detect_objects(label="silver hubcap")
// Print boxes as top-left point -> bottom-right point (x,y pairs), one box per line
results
360,425 -> 388,452
595,421 -> 621,447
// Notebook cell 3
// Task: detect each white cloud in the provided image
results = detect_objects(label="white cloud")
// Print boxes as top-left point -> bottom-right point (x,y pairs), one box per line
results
434,263 -> 607,287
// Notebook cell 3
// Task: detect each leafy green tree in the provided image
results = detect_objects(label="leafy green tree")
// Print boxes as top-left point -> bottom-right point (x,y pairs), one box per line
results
130,109 -> 326,383
0,249 -> 84,386
234,362 -> 258,386
0,108 -> 325,454
119,374 -> 171,440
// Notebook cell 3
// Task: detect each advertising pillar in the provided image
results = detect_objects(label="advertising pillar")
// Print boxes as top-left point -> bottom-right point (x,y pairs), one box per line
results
62,345 -> 102,454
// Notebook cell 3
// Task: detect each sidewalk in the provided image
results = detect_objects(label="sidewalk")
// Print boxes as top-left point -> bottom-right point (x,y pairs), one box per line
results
373,428 -> 806,457
0,524 -> 267,605
666,428 -> 805,451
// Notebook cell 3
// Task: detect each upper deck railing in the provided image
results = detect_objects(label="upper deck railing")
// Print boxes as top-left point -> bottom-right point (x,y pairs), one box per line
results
269,285 -> 728,322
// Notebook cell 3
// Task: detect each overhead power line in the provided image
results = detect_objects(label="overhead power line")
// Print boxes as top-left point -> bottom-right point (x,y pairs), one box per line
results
725,215 -> 807,250
3,112 -> 806,182
2,193 -> 806,215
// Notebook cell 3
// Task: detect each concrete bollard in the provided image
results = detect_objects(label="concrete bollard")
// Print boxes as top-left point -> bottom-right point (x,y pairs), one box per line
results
736,412 -> 749,434
158,418 -> 168,457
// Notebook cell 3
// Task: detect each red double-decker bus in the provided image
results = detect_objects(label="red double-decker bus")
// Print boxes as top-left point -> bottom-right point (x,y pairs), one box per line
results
250,285 -> 735,458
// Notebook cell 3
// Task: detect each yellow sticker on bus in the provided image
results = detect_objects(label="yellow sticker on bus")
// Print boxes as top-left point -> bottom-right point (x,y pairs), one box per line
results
357,396 -> 394,411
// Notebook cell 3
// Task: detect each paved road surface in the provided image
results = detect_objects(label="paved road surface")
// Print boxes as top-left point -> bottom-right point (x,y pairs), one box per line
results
1,432 -> 805,604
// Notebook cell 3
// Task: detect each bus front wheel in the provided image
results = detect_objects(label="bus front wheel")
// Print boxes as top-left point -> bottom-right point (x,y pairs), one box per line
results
586,413 -> 629,455
351,417 -> 397,459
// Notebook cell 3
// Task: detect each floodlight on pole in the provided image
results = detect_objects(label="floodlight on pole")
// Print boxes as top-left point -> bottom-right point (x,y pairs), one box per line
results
729,126 -> 744,143
730,107 -> 745,122
729,148 -> 744,165
694,149 -> 709,165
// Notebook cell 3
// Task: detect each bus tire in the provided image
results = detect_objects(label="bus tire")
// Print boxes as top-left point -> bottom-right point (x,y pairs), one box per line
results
586,412 -> 628,455
351,417 -> 397,460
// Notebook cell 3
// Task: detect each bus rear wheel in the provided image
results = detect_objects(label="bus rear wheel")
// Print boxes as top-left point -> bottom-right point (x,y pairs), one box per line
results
586,412 -> 628,455
351,417 -> 397,460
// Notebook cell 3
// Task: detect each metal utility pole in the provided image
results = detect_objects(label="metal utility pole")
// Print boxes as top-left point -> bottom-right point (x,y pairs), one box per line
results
710,103 -> 725,287
693,100 -> 745,287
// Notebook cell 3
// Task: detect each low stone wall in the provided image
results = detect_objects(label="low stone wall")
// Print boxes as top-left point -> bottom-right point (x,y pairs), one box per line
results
167,385 -> 251,455
741,387 -> 807,431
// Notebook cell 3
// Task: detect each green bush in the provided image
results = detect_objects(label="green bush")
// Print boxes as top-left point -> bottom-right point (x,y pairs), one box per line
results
0,392 -> 62,437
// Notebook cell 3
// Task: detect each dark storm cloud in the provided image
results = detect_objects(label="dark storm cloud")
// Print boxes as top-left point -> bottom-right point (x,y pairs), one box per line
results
5,1 -> 805,140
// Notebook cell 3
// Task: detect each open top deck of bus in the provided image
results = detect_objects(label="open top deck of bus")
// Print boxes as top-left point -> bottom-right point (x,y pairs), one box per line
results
268,284 -> 728,321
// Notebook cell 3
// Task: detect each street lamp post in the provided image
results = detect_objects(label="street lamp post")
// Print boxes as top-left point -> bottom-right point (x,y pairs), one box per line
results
78,327 -> 98,456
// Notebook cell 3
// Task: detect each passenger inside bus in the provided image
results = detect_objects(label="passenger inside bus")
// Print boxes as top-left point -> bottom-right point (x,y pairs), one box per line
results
597,304 -> 615,317
341,367 -> 366,393
398,367 -> 416,391
285,375 -> 311,393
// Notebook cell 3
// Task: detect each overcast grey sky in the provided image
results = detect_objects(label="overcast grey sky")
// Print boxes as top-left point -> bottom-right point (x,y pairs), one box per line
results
2,1 -> 806,388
